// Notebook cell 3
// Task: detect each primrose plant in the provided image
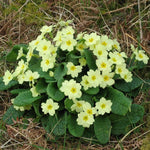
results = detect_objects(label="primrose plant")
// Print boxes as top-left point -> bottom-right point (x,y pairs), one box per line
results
1,20 -> 149,144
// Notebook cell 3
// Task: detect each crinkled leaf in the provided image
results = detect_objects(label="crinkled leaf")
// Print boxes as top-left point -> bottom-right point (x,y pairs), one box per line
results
13,90 -> 41,106
47,82 -> 64,101
114,76 -> 143,92
53,113 -> 67,136
84,49 -> 97,70
107,88 -> 132,116
127,104 -> 144,124
41,113 -> 66,136
54,63 -> 67,81
110,114 -> 130,135
0,77 -> 18,91
6,44 -> 28,62
94,116 -> 111,144
32,100 -> 42,116
64,98 -> 74,112
35,78 -> 47,93
10,89 -> 28,94
67,114 -> 84,137
3,106 -> 24,125
85,87 -> 99,95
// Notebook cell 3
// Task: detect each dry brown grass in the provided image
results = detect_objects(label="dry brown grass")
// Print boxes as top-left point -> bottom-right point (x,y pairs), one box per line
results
0,0 -> 150,149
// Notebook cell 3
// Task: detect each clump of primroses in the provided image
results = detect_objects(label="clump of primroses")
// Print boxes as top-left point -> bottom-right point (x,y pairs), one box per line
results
3,20 -> 149,128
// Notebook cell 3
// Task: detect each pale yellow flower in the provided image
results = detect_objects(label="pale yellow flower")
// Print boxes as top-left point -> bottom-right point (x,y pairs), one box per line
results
41,98 -> 59,116
95,97 -> 112,115
60,79 -> 82,100
66,62 -> 82,78
3,70 -> 13,85
77,112 -> 95,128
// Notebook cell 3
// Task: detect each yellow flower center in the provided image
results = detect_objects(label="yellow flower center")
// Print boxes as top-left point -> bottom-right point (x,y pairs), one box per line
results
124,75 -> 127,79
85,80 -> 89,85
98,50 -> 102,56
43,45 -> 48,51
87,109 -> 93,115
29,76 -> 34,81
101,62 -> 106,68
104,75 -> 109,81
83,115 -> 88,121
66,40 -> 72,46
89,38 -> 94,43
35,41 -> 39,45
139,53 -> 143,59
67,31 -> 71,35
77,102 -> 82,107
21,65 -> 25,69
78,44 -> 84,50
45,60 -> 50,65
71,87 -> 77,93
101,41 -> 107,46
113,44 -> 118,49
8,76 -> 11,80
118,68 -> 122,73
112,58 -> 117,62
47,104 -> 53,110
70,66 -> 76,71
92,75 -> 96,81
101,103 -> 106,109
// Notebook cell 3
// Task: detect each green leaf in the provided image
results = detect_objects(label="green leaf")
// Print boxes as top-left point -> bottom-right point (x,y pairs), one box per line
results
10,89 -> 28,94
13,90 -> 41,106
94,116 -> 111,144
53,113 -> 67,136
0,77 -> 18,91
54,63 -> 67,81
67,51 -> 81,65
47,82 -> 65,101
84,49 -> 97,70
127,104 -> 144,124
67,114 -> 84,137
64,98 -> 74,112
110,114 -> 130,135
84,87 -> 99,95
6,44 -> 28,62
81,93 -> 94,106
41,113 -> 66,136
114,76 -> 143,92
3,106 -> 24,125
35,78 -> 47,93
107,88 -> 132,116
32,100 -> 42,116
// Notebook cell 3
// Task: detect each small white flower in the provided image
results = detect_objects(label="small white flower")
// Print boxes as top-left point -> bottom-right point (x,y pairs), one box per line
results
17,47 -> 24,60
66,62 -> 82,78
95,97 -> 112,115
61,36 -> 77,51
83,33 -> 99,47
71,100 -> 85,112
25,70 -> 39,85
83,102 -> 96,116
41,99 -> 59,116
80,75 -> 91,90
87,69 -> 101,88
96,58 -> 112,72
3,70 -> 13,85
30,86 -> 39,97
77,111 -> 95,128
100,71 -> 115,88
60,79 -> 82,100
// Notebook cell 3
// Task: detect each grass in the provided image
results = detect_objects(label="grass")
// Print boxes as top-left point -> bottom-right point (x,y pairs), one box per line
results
0,0 -> 150,149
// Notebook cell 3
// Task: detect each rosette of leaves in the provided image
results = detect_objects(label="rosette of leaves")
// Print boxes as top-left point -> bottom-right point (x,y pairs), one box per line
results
1,22 -> 149,144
